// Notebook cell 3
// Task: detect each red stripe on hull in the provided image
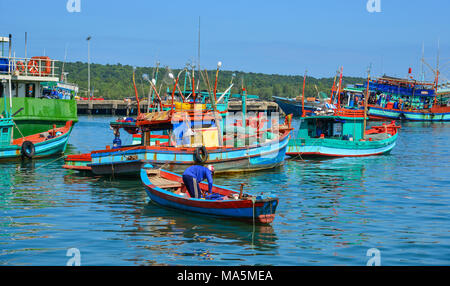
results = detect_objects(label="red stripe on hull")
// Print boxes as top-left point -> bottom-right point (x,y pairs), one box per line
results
147,186 -> 265,209
62,165 -> 92,171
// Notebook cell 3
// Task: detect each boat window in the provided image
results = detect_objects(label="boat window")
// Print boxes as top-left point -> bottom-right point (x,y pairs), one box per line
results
25,83 -> 35,98
2,127 -> 9,133
332,122 -> 342,136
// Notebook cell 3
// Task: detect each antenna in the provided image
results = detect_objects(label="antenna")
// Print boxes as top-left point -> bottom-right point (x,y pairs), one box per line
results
61,43 -> 68,81
24,32 -> 27,60
421,42 -> 425,81
197,16 -> 201,91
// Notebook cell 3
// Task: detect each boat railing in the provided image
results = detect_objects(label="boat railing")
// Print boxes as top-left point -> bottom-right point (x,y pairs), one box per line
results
0,56 -> 59,78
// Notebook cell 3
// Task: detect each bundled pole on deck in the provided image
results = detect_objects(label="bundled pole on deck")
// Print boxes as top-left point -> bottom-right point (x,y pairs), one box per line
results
301,70 -> 307,117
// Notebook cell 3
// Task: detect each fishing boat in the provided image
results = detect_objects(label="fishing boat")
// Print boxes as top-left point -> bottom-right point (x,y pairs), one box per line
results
64,108 -> 292,176
286,68 -> 401,157
365,75 -> 450,121
0,118 -> 73,160
140,164 -> 279,224
0,35 -> 78,138
286,109 -> 400,157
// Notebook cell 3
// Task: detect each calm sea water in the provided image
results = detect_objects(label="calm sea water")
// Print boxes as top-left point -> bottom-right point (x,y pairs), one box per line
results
1,115 -> 449,266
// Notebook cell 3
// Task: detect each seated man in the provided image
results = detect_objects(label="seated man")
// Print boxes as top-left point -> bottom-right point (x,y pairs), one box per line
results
182,165 -> 214,199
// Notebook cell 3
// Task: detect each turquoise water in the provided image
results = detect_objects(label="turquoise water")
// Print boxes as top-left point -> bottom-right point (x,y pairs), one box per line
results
0,116 -> 449,265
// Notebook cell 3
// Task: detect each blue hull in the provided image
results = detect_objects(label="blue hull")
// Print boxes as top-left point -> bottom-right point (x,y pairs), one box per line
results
140,167 -> 279,223
273,96 -> 320,117
88,130 -> 291,176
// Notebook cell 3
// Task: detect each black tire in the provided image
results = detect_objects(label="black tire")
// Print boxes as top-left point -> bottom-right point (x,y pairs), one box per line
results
193,146 -> 208,164
21,141 -> 35,159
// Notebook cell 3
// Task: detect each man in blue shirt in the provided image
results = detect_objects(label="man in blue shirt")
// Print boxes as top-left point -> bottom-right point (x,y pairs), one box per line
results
182,165 -> 214,199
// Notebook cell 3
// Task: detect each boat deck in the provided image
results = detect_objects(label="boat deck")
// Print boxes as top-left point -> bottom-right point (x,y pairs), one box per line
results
147,169 -> 182,189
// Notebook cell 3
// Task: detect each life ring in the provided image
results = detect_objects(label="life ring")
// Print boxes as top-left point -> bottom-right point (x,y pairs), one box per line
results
27,59 -> 40,75
34,56 -> 52,75
28,56 -> 52,75
21,141 -> 35,159
193,146 -> 208,164
16,61 -> 26,73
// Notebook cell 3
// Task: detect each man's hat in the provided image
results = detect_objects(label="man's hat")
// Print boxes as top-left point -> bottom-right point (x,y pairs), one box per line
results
207,164 -> 215,173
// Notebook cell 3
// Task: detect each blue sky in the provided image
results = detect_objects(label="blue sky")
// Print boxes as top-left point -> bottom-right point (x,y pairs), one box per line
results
1,0 -> 449,80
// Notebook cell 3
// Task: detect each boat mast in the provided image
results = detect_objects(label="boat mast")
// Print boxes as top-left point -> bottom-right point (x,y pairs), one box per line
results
329,72 -> 337,104
213,61 -> 222,102
421,42 -> 425,82
8,34 -> 12,117
363,65 -> 371,139
197,16 -> 201,92
24,32 -> 27,61
132,68 -> 140,116
336,66 -> 343,110
301,70 -> 307,117
433,39 -> 440,105
61,43 -> 68,82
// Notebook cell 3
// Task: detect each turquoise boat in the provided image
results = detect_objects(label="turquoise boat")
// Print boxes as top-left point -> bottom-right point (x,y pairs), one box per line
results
286,109 -> 400,157
0,119 -> 73,160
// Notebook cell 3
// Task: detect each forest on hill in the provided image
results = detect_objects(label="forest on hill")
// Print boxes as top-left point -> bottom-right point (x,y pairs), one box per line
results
58,61 -> 365,100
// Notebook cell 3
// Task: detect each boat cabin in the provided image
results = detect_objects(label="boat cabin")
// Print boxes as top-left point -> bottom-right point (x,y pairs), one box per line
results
295,114 -> 365,142
365,76 -> 437,110
111,110 -> 222,148
0,118 -> 13,147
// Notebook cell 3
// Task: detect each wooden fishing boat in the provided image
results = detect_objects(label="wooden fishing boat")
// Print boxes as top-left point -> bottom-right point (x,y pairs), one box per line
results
0,119 -> 73,160
364,75 -> 450,121
140,164 -> 279,224
286,109 -> 400,157
63,110 -> 292,176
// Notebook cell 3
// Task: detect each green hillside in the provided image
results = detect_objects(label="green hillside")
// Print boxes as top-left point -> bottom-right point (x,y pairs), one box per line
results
59,61 -> 365,100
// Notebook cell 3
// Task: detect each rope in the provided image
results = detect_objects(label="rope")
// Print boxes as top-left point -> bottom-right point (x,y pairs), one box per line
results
34,154 -> 66,171
250,196 -> 256,247
12,120 -> 26,142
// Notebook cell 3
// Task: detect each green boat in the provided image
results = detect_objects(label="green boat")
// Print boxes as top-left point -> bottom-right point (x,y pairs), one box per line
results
0,35 -> 78,139
286,109 -> 400,157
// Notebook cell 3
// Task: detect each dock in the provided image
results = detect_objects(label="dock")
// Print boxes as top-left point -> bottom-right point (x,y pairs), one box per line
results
76,99 -> 282,116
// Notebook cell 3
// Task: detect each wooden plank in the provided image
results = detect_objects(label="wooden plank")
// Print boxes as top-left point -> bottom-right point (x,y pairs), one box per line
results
148,175 -> 182,189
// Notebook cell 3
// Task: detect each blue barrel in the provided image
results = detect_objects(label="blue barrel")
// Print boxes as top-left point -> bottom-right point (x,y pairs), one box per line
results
0,58 -> 10,73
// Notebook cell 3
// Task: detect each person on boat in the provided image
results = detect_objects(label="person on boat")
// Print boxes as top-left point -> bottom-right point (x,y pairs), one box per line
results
182,164 -> 214,199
